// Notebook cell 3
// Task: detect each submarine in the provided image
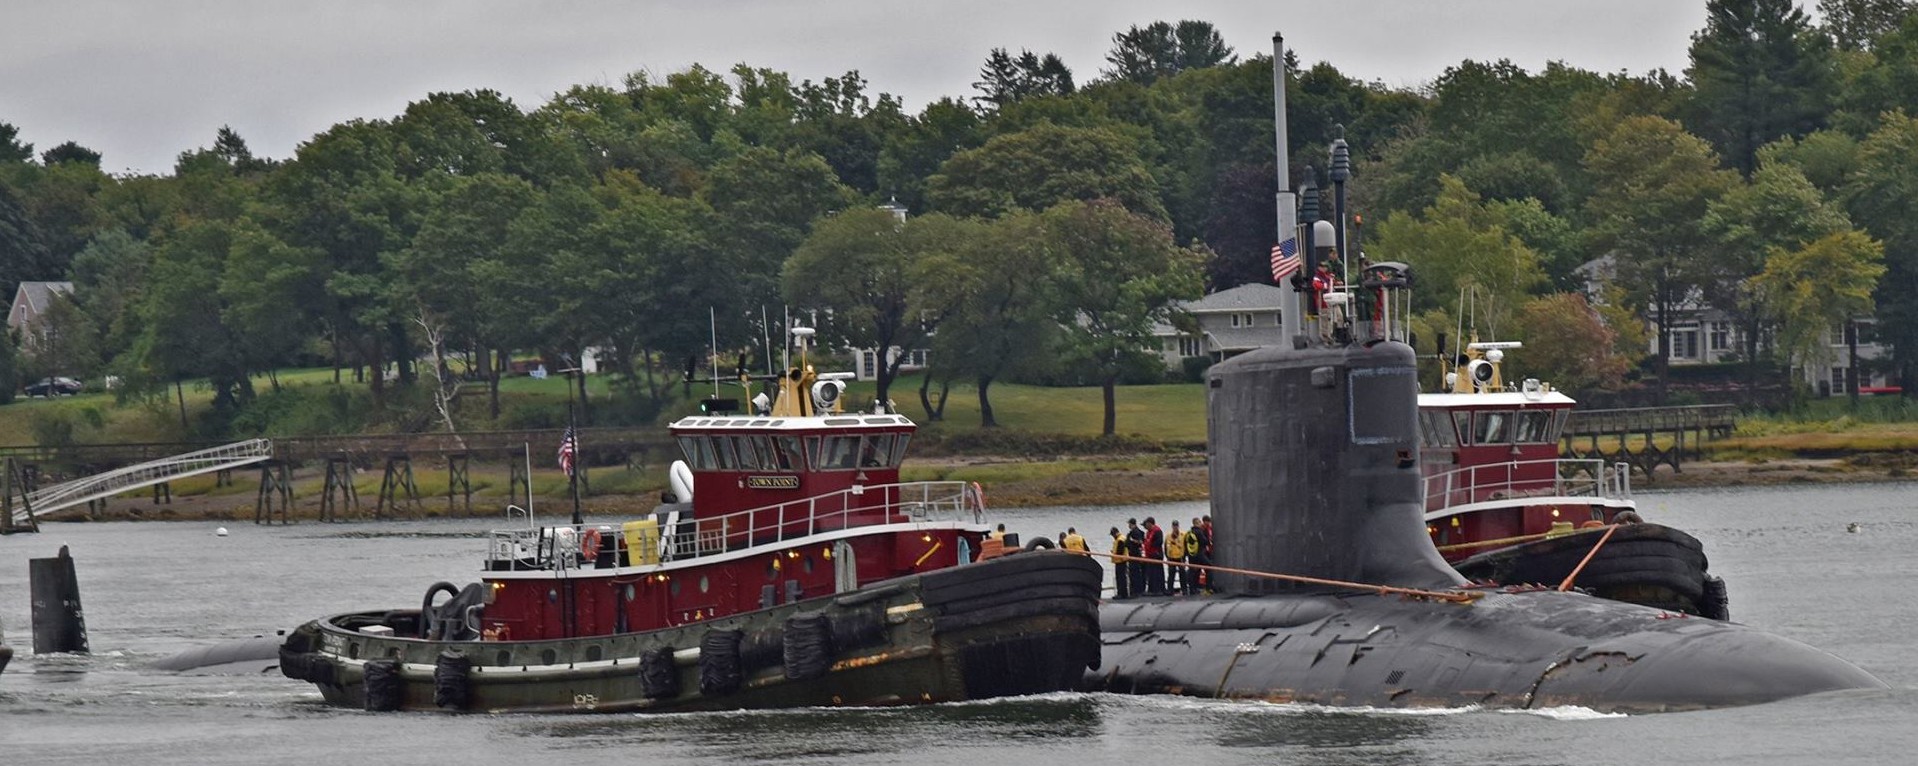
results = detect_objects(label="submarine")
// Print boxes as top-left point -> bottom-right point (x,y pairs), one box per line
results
1081,38 -> 1884,708
1083,328 -> 1885,712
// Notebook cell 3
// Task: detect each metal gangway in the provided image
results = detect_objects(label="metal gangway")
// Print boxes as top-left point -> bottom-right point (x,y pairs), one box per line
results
5,439 -> 274,527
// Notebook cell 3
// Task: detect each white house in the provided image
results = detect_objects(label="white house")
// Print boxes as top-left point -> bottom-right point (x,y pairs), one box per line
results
1149,283 -> 1288,370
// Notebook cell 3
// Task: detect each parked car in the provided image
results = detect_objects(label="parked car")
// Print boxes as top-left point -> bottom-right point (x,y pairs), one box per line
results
23,377 -> 84,397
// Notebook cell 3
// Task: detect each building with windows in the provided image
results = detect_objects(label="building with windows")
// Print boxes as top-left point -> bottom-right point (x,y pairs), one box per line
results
1149,283 -> 1287,370
6,281 -> 75,352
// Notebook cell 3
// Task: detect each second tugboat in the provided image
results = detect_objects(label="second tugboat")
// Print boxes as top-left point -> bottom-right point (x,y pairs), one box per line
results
280,327 -> 1102,713
1419,334 -> 1729,619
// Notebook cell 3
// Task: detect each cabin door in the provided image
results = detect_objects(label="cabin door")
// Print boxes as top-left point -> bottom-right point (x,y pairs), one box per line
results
833,540 -> 857,592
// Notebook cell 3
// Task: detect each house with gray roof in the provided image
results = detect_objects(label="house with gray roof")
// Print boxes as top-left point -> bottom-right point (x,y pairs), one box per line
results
1150,283 -> 1286,371
7,281 -> 75,351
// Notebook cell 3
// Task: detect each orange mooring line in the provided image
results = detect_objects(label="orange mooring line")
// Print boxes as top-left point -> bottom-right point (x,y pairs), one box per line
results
1557,524 -> 1621,591
1070,550 -> 1481,604
1435,531 -> 1552,553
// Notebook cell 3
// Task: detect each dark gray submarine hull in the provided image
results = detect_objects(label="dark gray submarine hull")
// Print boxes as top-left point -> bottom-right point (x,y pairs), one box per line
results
1088,590 -> 1886,714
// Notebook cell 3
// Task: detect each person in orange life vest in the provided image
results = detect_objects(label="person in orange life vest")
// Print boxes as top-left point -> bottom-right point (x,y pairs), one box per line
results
1165,520 -> 1187,594
1142,516 -> 1167,596
1109,526 -> 1131,599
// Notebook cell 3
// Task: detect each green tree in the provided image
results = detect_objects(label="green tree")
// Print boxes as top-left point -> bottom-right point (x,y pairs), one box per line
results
704,146 -> 857,311
219,221 -> 323,392
1,179 -> 54,298
1044,200 -> 1204,436
1751,230 -> 1885,376
783,207 -> 966,408
1819,0 -> 1917,50
1686,0 -> 1837,177
1369,176 -> 1549,328
1584,116 -> 1738,400
1511,293 -> 1633,393
0,327 -> 18,404
921,210 -> 1061,426
1,122 -> 32,164
1102,21 -> 1237,85
20,291 -> 99,382
67,229 -> 151,362
972,48 -> 1076,109
1700,160 -> 1852,366
40,141 -> 102,167
1845,111 -> 1918,390
927,122 -> 1165,220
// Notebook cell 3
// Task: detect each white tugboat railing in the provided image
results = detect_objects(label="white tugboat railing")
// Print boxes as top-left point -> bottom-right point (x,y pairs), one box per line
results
487,480 -> 982,571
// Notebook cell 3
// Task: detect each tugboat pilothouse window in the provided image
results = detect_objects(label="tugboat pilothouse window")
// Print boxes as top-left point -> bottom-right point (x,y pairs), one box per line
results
1348,366 -> 1417,445
1473,411 -> 1512,444
1419,411 -> 1458,448
818,436 -> 861,470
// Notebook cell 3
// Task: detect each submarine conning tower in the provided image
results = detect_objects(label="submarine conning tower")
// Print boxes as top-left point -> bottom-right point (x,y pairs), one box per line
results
1207,339 -> 1465,595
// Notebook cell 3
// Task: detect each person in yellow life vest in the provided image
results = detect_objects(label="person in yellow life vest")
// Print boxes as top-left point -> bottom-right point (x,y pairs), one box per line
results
1180,523 -> 1203,594
1166,520 -> 1187,594
1109,526 -> 1131,599
988,523 -> 1006,541
1062,527 -> 1089,552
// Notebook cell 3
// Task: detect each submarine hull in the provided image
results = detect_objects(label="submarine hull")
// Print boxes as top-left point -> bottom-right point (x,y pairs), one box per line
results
1089,589 -> 1885,713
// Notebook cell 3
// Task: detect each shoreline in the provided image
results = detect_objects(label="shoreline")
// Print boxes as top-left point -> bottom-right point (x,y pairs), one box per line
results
11,455 -> 1914,528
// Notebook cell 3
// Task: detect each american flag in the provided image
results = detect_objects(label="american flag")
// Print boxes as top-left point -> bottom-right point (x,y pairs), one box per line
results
1270,238 -> 1302,282
557,426 -> 578,477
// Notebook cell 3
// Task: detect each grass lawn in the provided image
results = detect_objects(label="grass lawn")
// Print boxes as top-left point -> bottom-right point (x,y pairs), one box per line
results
848,374 -> 1207,444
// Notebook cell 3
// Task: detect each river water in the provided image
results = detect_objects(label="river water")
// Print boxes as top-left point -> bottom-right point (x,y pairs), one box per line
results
3,482 -> 1915,765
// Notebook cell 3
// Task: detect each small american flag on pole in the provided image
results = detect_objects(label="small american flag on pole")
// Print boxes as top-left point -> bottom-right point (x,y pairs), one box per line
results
1270,238 -> 1302,282
557,426 -> 578,477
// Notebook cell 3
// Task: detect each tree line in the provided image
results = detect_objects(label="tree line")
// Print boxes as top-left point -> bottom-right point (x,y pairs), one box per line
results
4,1 -> 1918,440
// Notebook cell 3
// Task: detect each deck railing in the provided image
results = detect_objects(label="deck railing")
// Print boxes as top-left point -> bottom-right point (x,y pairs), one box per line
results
486,480 -> 981,571
1421,458 -> 1632,514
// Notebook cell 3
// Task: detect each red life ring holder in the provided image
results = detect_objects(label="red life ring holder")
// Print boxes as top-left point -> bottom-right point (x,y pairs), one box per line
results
581,527 -> 603,561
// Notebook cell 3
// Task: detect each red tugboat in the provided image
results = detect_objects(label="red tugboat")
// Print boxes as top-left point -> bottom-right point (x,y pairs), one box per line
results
280,329 -> 1103,713
1419,338 -> 1727,619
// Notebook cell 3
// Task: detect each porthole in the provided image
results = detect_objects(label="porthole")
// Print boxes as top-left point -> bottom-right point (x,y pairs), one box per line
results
496,650 -> 511,666
585,645 -> 603,662
624,584 -> 636,602
802,556 -> 814,574
670,579 -> 681,597
541,649 -> 558,665
699,575 -> 710,594
547,589 -> 558,603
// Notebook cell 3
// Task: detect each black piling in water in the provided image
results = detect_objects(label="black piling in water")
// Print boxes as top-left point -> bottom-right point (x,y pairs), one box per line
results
29,545 -> 90,655
1,618 -> 14,675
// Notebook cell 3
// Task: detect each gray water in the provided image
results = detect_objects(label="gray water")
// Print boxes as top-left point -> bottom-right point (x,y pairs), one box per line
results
3,482 -> 1916,765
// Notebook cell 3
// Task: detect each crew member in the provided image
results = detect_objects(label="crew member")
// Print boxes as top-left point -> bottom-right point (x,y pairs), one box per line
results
1166,521 -> 1186,594
1110,526 -> 1131,599
1062,527 -> 1089,552
989,523 -> 1006,542
1185,517 -> 1209,594
1125,519 -> 1147,597
1142,517 -> 1166,596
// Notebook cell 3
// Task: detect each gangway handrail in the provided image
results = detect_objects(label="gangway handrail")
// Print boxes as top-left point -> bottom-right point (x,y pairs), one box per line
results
7,439 -> 274,525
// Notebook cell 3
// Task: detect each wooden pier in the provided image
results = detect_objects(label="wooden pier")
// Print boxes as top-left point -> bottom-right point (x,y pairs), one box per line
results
0,427 -> 676,526
1560,405 -> 1738,479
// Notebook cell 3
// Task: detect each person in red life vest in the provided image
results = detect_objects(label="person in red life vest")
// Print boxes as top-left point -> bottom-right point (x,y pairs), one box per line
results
1142,517 -> 1167,596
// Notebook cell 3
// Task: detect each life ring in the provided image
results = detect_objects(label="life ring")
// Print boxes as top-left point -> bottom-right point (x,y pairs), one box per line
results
581,527 -> 603,562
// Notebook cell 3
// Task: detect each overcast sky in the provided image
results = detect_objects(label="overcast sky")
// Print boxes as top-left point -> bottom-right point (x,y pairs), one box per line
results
2,1 -> 1735,176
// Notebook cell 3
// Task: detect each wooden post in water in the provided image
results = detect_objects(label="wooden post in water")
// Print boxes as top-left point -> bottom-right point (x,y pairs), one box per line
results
29,545 -> 89,655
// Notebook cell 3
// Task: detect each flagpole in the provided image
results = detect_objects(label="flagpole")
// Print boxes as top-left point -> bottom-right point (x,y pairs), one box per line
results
1274,31 -> 1302,347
